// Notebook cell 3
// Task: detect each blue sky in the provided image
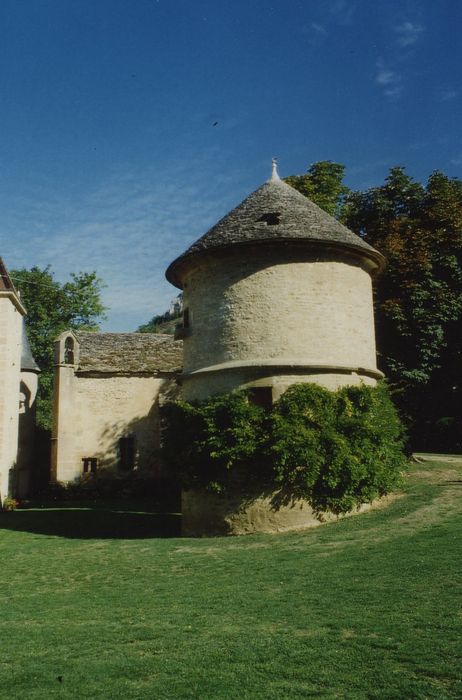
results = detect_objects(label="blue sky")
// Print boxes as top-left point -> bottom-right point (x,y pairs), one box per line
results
0,0 -> 460,330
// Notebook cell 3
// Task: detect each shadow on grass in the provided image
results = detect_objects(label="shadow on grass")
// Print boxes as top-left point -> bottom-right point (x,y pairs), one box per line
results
0,504 -> 181,539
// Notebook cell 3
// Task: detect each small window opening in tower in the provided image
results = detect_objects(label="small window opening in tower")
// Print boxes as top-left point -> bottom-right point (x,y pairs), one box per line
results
64,337 -> 75,364
257,212 -> 281,226
183,307 -> 190,328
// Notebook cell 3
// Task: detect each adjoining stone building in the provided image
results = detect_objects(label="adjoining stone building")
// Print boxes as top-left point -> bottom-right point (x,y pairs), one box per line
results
51,331 -> 182,483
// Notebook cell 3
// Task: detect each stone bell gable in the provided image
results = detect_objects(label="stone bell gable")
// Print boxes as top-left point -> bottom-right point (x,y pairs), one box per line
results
166,165 -> 385,403
51,331 -> 182,483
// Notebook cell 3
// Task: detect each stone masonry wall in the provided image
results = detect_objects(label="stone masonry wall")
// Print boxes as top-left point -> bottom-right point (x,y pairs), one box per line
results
181,247 -> 379,400
0,297 -> 23,501
53,373 -> 169,483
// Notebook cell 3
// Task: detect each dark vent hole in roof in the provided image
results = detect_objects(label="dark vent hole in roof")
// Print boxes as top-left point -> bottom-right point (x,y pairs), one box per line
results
257,212 -> 281,226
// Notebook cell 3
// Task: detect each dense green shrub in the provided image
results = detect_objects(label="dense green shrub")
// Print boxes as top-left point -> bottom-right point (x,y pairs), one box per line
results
162,392 -> 267,493
270,383 -> 406,513
161,382 -> 407,513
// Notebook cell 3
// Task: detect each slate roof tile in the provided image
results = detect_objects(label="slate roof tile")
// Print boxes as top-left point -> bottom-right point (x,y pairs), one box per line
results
166,178 -> 384,286
74,332 -> 183,374
0,257 -> 17,292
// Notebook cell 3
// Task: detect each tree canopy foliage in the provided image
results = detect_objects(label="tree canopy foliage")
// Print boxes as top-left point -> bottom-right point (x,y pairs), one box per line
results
285,160 -> 349,217
11,267 -> 106,429
287,163 -> 462,451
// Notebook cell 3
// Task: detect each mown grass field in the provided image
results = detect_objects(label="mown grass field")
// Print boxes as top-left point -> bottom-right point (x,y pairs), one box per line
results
1,458 -> 461,699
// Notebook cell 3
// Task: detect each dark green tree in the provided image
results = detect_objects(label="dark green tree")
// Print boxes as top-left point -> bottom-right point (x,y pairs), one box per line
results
285,161 -> 350,217
11,267 -> 107,429
343,168 -> 462,449
285,162 -> 462,450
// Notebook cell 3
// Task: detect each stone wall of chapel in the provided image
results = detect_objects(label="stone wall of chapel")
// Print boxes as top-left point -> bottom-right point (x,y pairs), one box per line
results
181,249 -> 379,399
53,373 -> 175,483
0,298 -> 23,501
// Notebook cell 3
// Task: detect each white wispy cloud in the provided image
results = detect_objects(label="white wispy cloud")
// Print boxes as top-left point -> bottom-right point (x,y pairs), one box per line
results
0,152 -> 244,331
301,2 -> 354,43
395,21 -> 424,48
371,18 -> 424,99
376,69 -> 395,86
329,0 -> 356,26
375,61 -> 403,98
311,22 -> 327,35
440,87 -> 459,102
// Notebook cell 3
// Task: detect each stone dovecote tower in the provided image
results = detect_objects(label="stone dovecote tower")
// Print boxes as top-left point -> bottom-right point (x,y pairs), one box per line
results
166,164 -> 385,404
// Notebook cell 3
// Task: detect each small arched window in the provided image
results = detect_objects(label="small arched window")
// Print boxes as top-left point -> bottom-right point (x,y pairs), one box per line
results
64,337 -> 75,365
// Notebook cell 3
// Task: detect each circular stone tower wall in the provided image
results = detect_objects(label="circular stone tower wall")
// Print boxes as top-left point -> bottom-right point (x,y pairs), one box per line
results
180,244 -> 382,401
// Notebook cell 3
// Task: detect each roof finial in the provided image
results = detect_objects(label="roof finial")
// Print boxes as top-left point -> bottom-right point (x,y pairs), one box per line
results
271,157 -> 280,181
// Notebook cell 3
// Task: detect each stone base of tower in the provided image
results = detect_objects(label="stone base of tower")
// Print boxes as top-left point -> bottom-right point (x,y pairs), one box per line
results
181,488 -> 376,537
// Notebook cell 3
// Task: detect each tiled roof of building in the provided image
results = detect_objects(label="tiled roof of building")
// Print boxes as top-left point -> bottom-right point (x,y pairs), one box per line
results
0,257 -> 26,314
74,332 -> 182,374
166,176 -> 384,287
0,257 -> 17,292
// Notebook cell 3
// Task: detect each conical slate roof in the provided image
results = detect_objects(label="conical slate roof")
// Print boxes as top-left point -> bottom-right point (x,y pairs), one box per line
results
166,175 -> 385,287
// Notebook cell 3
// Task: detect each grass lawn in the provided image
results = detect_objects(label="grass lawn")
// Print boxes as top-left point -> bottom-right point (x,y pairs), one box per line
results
1,459 -> 461,699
